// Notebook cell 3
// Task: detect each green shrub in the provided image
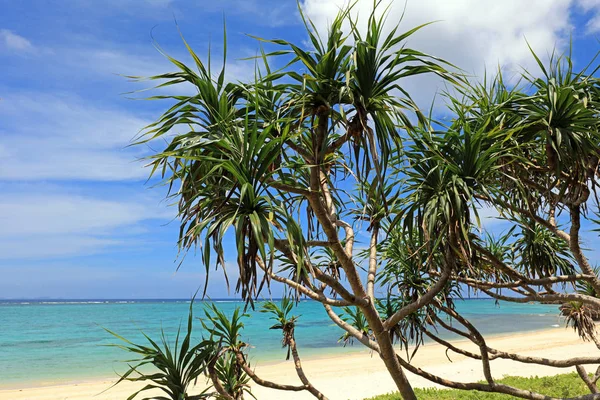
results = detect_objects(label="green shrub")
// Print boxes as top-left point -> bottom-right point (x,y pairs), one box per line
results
365,373 -> 589,399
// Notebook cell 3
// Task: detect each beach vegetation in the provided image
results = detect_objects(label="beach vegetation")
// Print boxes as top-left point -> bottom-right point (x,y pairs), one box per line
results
260,297 -> 299,359
365,373 -> 590,399
105,303 -> 216,400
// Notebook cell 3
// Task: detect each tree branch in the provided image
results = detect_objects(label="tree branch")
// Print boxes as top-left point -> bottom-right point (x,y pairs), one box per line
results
394,353 -> 600,400
383,266 -> 451,330
234,352 -> 307,392
269,180 -> 312,196
439,305 -> 494,385
447,273 -> 594,289
422,328 -> 484,361
475,194 -> 570,242
569,205 -> 600,294
272,239 -> 362,306
480,288 -> 600,309
323,303 -> 380,352
208,358 -> 235,400
366,225 -> 380,302
577,365 -> 599,394
289,337 -> 329,399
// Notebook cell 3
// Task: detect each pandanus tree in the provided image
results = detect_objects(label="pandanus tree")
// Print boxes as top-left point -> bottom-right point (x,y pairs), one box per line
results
130,3 -> 600,399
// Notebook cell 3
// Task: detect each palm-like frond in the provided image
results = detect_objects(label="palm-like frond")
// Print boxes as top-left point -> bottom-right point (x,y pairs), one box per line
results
200,304 -> 255,399
398,115 -> 514,265
261,298 -> 299,359
213,352 -> 253,400
105,302 -> 215,400
513,218 -> 575,278
338,306 -> 371,346
560,301 -> 598,342
520,49 -> 600,189
375,294 -> 433,362
201,304 -> 248,351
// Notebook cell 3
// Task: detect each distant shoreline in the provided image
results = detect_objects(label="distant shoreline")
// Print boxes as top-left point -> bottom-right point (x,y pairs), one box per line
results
0,299 -> 562,390
0,326 -> 590,400
0,296 -> 503,303
0,326 -> 562,390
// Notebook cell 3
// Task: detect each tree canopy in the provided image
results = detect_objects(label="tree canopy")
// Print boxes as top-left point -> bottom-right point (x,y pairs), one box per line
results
128,3 -> 600,400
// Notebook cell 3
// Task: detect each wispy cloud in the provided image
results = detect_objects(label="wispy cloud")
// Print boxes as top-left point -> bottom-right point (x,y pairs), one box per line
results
197,0 -> 299,28
0,29 -> 33,52
577,0 -> 600,33
0,189 -> 173,259
474,204 -> 512,232
0,92 -> 151,181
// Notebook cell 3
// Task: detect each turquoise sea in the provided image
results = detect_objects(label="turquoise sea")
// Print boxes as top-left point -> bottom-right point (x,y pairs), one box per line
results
0,299 -> 563,388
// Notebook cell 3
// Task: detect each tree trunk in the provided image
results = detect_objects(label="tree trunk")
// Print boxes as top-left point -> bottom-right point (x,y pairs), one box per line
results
363,304 -> 417,400
311,113 -> 417,400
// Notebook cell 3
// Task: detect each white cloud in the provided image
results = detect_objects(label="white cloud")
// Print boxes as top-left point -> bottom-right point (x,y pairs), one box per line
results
578,0 -> 600,7
578,0 -> 600,32
197,0 -> 298,28
0,29 -> 33,52
0,194 -> 161,236
0,92 -> 151,181
75,48 -> 184,82
0,236 -> 121,259
474,203 -> 512,232
53,44 -> 256,96
300,0 -> 596,107
0,190 -> 173,259
585,14 -> 600,33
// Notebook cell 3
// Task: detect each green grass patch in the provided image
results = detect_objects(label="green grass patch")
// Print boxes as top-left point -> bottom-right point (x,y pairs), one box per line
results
365,373 -> 590,399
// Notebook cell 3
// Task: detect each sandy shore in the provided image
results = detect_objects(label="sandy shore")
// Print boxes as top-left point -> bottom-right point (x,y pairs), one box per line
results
2,327 -> 598,400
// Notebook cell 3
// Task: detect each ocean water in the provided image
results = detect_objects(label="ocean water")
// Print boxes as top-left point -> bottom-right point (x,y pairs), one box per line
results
0,299 -> 562,388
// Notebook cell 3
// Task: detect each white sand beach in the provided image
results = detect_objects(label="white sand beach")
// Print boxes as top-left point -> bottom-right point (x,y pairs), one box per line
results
1,327 -> 598,400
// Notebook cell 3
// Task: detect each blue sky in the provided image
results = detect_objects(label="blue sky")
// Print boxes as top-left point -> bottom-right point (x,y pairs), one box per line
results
1,0 -> 600,299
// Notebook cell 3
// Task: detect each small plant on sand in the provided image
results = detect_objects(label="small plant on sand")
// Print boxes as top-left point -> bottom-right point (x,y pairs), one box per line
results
105,302 -> 216,400
109,299 -> 327,400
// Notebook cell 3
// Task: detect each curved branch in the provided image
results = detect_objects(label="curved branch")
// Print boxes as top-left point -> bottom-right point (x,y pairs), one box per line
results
289,337 -> 329,399
323,304 -> 380,352
577,365 -> 599,394
286,139 -> 312,161
422,329 -> 484,360
383,266 -> 451,330
474,195 -> 570,242
335,219 -> 355,258
276,273 -> 349,306
448,273 -> 595,289
486,347 -> 600,368
472,243 -> 531,284
234,352 -> 307,392
395,353 -> 600,400
432,314 -> 471,340
269,180 -> 311,196
427,322 -> 600,368
306,240 -> 334,247
255,255 -> 349,306
208,359 -> 235,400
569,205 -> 600,294
480,288 -> 600,309
439,305 -> 494,385
272,240 -> 362,306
